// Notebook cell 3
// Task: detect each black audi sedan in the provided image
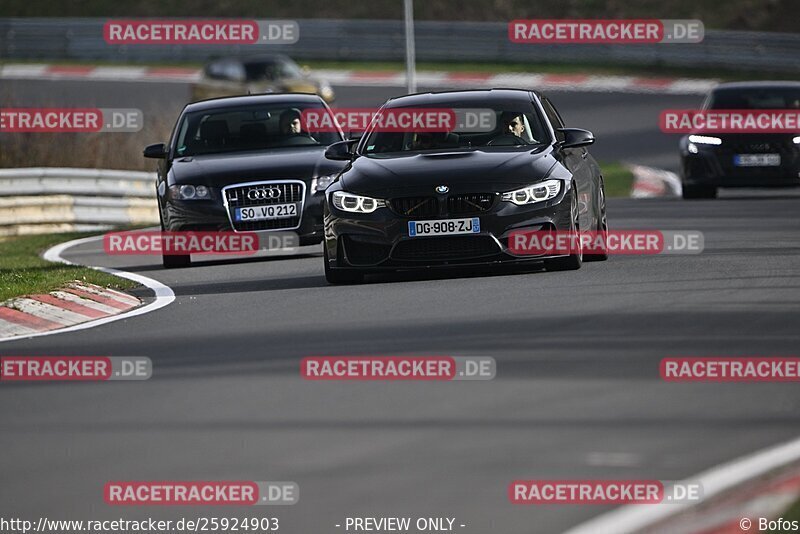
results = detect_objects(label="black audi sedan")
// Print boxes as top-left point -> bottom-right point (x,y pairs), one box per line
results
144,94 -> 346,268
680,81 -> 800,199
321,89 -> 607,284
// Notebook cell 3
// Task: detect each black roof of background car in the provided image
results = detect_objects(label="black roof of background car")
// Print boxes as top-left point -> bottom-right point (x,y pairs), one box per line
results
712,81 -> 800,92
183,93 -> 325,113
384,88 -> 538,108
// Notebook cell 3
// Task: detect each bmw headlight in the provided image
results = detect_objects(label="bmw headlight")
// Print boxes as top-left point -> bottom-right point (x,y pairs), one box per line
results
331,191 -> 386,213
169,184 -> 211,200
312,174 -> 338,192
502,179 -> 562,205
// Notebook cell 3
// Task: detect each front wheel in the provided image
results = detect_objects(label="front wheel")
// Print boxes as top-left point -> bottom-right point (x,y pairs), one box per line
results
544,187 -> 582,272
160,214 -> 191,269
584,179 -> 608,262
682,183 -> 717,199
323,241 -> 364,284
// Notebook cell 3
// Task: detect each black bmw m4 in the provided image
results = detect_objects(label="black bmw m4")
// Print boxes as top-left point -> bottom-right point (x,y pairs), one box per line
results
322,89 -> 608,284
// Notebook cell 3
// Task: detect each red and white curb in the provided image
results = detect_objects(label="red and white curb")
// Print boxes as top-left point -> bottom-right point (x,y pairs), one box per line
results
0,235 -> 175,343
627,164 -> 682,198
0,64 -> 717,95
564,435 -> 800,534
0,282 -> 140,338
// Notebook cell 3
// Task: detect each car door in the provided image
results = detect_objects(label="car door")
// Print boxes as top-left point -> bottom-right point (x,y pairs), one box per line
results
541,96 -> 595,232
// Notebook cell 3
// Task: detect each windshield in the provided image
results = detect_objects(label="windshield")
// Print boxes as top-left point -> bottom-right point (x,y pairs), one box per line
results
244,59 -> 304,81
707,88 -> 800,109
361,103 -> 550,155
174,103 -> 342,157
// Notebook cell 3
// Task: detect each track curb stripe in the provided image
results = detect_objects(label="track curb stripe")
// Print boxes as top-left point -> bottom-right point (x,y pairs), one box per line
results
0,64 -> 718,95
0,235 -> 175,343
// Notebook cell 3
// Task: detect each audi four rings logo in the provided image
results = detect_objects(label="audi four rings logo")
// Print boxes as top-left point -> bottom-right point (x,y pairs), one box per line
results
247,187 -> 281,200
436,185 -> 449,194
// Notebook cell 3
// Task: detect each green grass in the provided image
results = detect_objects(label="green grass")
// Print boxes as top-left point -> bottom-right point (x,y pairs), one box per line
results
778,497 -> 800,531
600,162 -> 634,197
0,233 -> 138,303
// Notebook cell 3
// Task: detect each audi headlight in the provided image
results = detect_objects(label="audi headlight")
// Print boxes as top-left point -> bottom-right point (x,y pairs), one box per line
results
169,184 -> 211,200
331,191 -> 385,213
312,174 -> 338,192
793,136 -> 800,144
688,135 -> 722,145
501,179 -> 562,205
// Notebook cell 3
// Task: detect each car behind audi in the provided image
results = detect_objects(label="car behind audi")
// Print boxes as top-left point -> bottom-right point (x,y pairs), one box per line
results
322,89 -> 608,284
680,81 -> 800,199
145,94 -> 345,268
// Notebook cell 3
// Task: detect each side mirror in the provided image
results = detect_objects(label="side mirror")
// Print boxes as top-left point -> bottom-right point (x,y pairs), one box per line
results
325,139 -> 358,161
143,143 -> 168,159
558,128 -> 595,149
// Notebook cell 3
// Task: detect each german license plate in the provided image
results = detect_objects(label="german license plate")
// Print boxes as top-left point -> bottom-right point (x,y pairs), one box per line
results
408,218 -> 480,237
235,203 -> 298,221
733,154 -> 781,167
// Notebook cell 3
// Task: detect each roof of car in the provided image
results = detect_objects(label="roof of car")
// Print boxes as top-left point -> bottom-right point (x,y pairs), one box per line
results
713,81 -> 800,91
384,88 -> 537,107
183,93 -> 324,113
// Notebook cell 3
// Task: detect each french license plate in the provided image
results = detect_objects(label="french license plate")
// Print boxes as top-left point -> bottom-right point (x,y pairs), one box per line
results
408,217 -> 480,237
733,154 -> 781,167
235,203 -> 298,221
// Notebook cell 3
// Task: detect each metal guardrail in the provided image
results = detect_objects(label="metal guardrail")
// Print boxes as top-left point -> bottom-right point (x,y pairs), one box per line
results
1,18 -> 800,72
0,168 -> 158,236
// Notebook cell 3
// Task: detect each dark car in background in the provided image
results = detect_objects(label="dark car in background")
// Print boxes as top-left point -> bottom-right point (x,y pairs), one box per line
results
191,54 -> 336,104
321,89 -> 607,284
144,94 -> 345,268
680,81 -> 800,199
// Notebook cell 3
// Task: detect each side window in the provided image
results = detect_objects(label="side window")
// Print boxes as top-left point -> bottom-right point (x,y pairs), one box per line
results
541,97 -> 566,142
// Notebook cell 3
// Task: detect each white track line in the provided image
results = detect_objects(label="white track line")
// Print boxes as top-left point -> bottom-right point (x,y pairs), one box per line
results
0,234 -> 175,344
564,435 -> 800,534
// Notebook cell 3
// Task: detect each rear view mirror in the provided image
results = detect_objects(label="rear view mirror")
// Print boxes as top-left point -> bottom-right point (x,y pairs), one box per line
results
558,128 -> 595,149
143,143 -> 168,159
325,139 -> 358,161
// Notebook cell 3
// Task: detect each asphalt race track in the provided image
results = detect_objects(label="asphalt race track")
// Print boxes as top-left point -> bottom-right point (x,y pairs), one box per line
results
1,80 -> 800,533
1,79 -> 703,171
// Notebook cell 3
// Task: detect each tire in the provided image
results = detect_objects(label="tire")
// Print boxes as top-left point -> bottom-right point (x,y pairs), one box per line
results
544,187 -> 583,272
584,179 -> 608,262
163,253 -> 191,269
159,216 -> 191,269
323,241 -> 364,284
682,184 -> 717,199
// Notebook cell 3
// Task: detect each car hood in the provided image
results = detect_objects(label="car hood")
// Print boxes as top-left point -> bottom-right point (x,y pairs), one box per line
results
340,148 -> 559,196
169,147 -> 342,186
